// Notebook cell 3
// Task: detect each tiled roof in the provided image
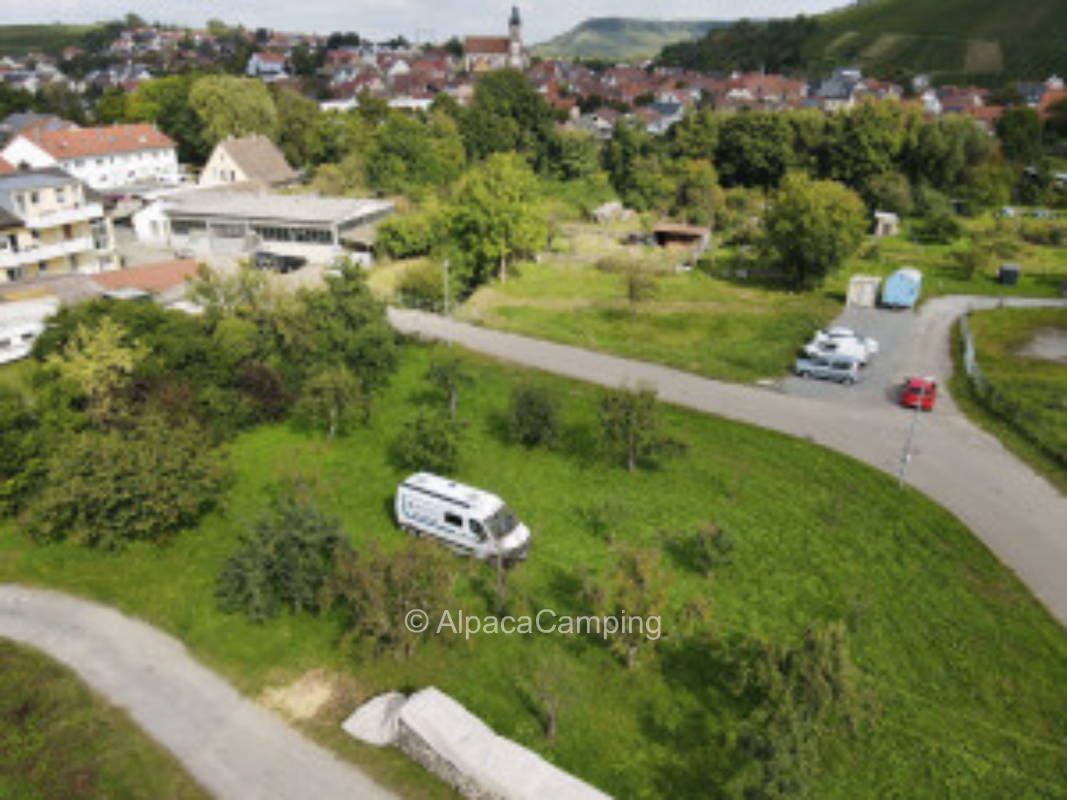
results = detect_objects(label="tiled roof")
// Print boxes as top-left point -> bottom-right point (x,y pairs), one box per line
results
216,135 -> 299,186
465,37 -> 509,55
20,124 -> 175,159
91,260 -> 199,293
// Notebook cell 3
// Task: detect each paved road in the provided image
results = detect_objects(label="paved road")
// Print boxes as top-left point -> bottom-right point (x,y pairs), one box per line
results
0,586 -> 397,800
389,297 -> 1067,626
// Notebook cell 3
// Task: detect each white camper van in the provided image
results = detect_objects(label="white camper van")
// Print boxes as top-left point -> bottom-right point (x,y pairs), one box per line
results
395,473 -> 531,564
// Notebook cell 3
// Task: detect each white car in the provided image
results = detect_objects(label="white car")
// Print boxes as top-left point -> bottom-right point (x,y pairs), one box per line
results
806,327 -> 879,357
803,336 -> 869,365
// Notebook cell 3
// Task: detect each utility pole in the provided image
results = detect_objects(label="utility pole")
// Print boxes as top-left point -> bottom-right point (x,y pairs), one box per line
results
897,399 -> 921,488
442,258 -> 452,347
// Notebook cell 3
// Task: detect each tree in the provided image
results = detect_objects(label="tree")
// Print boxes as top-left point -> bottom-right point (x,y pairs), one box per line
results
126,75 -> 209,163
507,383 -> 559,448
45,317 -> 148,426
324,540 -> 455,657
189,262 -> 275,321
295,364 -> 368,439
0,385 -> 46,516
391,411 -> 460,474
622,262 -> 659,326
664,107 -> 720,162
285,260 -> 397,392
447,152 -> 547,289
599,383 -> 662,472
715,111 -> 794,189
23,415 -> 228,548
460,69 -> 557,169
189,75 -> 278,147
672,159 -> 725,225
995,107 -> 1043,165
273,86 -> 321,167
864,172 -> 913,216
581,544 -> 667,668
425,353 -> 472,421
819,100 -> 919,192
216,489 -> 347,622
761,173 -> 867,290
363,111 -> 466,194
557,129 -> 602,180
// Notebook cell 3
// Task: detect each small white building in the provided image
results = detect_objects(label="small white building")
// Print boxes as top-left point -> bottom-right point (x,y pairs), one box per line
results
245,52 -> 288,81
846,275 -> 882,308
1,124 -> 180,192
873,211 -> 900,238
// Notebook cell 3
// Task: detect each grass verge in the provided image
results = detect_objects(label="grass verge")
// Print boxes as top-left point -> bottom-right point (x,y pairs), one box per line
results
949,307 -> 1067,493
0,638 -> 209,800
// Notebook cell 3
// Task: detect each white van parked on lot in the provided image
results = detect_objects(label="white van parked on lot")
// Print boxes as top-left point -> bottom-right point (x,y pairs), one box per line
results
395,473 -> 531,564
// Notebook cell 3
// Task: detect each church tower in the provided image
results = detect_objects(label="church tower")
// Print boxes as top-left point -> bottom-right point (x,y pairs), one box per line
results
508,6 -> 524,70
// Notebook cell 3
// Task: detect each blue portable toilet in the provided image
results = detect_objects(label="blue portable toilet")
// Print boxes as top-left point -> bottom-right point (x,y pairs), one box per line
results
881,267 -> 922,309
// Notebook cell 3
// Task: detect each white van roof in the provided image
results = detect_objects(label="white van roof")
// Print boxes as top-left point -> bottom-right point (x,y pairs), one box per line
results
400,472 -> 504,519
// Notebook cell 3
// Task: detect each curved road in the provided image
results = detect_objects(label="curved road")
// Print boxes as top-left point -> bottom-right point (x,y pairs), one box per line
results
0,586 -> 397,800
389,297 -> 1067,625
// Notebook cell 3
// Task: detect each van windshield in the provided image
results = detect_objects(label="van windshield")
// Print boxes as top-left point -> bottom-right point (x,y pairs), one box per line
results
484,506 -> 518,538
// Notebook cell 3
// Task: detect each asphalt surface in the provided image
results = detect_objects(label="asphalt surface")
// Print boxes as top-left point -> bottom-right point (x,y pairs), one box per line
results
390,296 -> 1067,626
0,586 -> 397,800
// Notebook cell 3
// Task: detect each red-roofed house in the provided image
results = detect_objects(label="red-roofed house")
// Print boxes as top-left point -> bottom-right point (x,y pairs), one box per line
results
1,124 -> 179,191
246,51 -> 288,81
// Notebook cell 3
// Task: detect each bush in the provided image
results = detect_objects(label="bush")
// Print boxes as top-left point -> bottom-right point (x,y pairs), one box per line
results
673,523 -> 733,576
22,415 -> 228,548
395,260 -> 453,312
324,539 -> 455,657
1018,220 -> 1065,247
864,172 -> 913,216
375,208 -> 446,260
507,383 -> 560,447
391,410 -> 460,474
216,490 -> 347,623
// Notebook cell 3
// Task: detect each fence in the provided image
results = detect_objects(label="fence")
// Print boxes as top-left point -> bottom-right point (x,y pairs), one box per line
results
958,312 -> 1066,469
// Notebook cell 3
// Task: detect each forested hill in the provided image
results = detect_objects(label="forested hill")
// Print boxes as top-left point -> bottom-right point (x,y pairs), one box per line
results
657,0 -> 1067,80
532,18 -> 731,62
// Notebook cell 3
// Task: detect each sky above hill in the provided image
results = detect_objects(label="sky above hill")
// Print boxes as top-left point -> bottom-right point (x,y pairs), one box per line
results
10,1 -> 848,45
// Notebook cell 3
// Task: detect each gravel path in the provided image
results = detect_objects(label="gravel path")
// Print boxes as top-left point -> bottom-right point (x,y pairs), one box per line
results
389,297 -> 1067,625
0,586 -> 397,800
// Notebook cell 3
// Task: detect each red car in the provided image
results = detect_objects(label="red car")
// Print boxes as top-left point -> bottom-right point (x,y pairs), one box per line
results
900,377 -> 937,411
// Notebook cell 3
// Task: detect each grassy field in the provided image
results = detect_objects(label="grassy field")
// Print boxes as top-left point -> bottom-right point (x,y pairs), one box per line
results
2,346 -> 1067,797
0,639 -> 208,799
435,217 -> 1067,384
950,307 -> 1067,492
0,24 -> 96,56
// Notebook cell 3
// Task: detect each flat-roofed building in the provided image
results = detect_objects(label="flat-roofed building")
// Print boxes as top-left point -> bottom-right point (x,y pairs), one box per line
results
0,168 -> 117,284
133,190 -> 393,265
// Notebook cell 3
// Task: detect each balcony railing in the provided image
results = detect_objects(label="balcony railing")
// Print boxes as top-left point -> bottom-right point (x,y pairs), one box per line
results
21,203 -> 104,230
0,236 -> 95,269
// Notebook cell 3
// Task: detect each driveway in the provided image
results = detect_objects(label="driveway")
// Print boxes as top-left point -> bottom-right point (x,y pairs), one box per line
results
389,297 -> 1067,626
0,586 -> 397,800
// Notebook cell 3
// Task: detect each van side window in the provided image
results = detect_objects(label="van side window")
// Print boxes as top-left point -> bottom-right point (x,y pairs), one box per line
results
470,520 -> 486,540
444,512 -> 463,527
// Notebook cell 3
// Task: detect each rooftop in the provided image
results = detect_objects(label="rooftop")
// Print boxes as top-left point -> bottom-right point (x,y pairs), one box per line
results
91,260 -> 199,294
17,124 -> 175,159
215,134 -> 299,186
163,190 -> 393,226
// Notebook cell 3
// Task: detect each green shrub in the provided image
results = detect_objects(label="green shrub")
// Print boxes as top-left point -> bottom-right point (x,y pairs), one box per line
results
23,416 -> 228,548
391,410 -> 460,474
507,383 -> 560,447
216,490 -> 347,623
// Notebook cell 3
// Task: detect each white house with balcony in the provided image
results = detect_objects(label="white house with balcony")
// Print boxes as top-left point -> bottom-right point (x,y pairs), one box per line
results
0,168 -> 116,283
1,124 -> 179,192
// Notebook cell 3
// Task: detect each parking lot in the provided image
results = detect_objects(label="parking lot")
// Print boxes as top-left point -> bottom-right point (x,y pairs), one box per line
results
779,306 -> 921,406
